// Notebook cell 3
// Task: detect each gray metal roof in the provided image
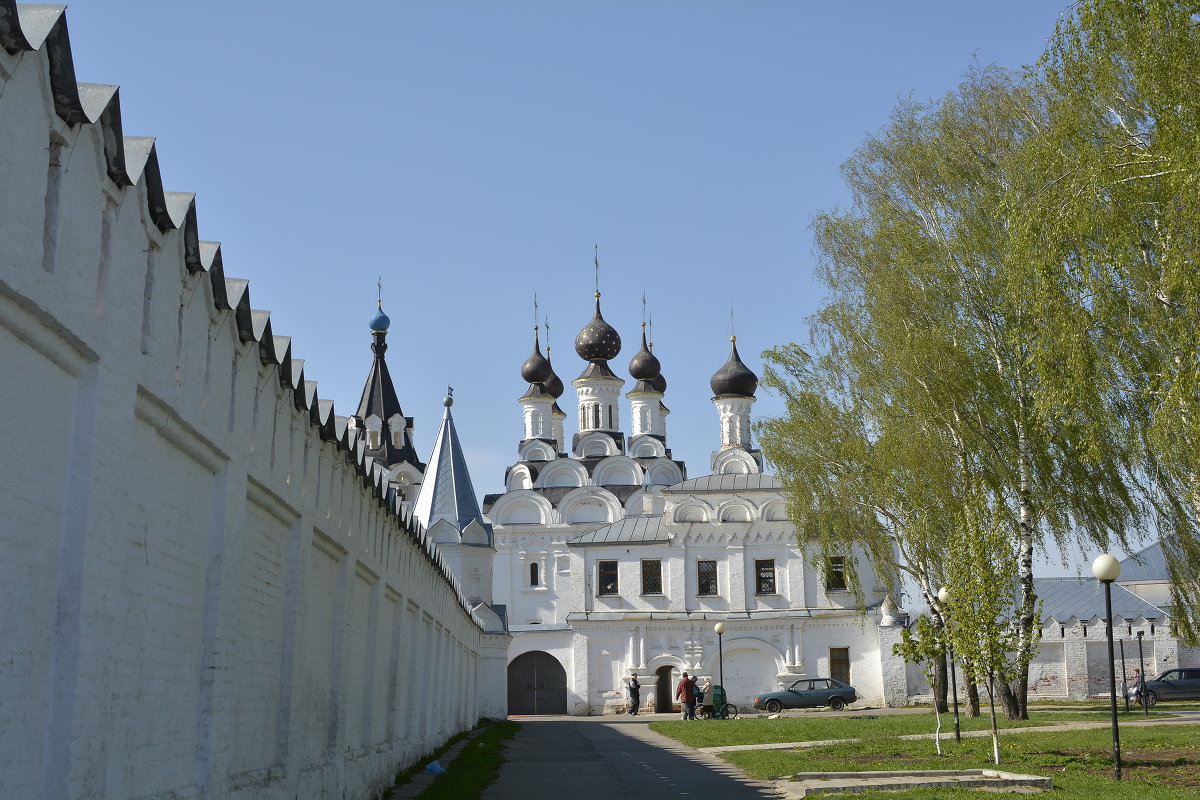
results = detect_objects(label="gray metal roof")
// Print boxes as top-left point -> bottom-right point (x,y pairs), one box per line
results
1119,543 -> 1168,582
1035,577 -> 1164,622
666,473 -> 782,492
412,401 -> 489,539
567,515 -> 668,546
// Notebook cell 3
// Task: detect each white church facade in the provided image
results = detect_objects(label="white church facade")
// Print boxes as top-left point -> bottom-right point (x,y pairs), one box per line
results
481,293 -> 910,714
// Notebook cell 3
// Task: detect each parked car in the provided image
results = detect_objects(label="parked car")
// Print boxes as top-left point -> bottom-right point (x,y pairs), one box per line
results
753,678 -> 858,713
1126,668 -> 1200,706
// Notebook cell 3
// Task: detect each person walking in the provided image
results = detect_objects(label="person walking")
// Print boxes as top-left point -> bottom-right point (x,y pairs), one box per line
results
627,672 -> 641,715
675,671 -> 698,720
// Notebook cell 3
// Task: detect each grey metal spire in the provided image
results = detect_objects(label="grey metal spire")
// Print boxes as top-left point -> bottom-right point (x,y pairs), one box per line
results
412,389 -> 489,540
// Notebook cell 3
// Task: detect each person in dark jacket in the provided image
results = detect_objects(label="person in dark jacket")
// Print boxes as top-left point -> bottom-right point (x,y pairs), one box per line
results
627,672 -> 641,715
675,671 -> 698,720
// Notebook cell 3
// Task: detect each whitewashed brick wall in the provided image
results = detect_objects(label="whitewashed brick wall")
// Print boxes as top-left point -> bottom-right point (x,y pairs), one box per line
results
0,5 -> 496,798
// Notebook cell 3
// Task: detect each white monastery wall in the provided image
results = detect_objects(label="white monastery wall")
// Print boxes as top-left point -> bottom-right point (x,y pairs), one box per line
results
0,6 -> 494,798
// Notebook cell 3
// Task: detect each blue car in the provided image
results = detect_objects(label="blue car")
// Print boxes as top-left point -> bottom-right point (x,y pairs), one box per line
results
753,678 -> 858,713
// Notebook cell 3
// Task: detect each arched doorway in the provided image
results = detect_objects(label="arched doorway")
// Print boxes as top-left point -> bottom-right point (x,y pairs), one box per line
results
507,651 -> 567,715
654,665 -> 675,712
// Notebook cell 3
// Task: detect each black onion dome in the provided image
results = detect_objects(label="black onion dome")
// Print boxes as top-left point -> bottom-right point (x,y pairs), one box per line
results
521,327 -> 552,384
543,352 -> 565,398
628,325 -> 660,380
574,293 -> 622,362
649,371 -> 667,394
710,337 -> 758,397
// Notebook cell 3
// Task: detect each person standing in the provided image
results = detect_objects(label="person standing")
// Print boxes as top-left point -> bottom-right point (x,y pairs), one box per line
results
675,671 -> 697,720
697,676 -> 711,718
627,672 -> 640,715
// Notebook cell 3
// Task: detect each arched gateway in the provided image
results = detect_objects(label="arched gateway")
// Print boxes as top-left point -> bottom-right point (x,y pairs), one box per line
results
507,651 -> 568,715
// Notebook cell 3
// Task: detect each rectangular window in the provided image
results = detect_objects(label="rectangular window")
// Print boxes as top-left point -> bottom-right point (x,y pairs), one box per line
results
641,559 -> 662,594
826,556 -> 848,591
697,560 -> 718,596
755,559 -> 776,594
598,560 -> 618,596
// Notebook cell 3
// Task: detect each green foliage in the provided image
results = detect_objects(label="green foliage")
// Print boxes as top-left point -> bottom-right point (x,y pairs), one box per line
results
760,61 -> 1144,717
1015,0 -> 1200,644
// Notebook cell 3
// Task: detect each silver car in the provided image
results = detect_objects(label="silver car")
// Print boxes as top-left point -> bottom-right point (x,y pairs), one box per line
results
1126,668 -> 1200,706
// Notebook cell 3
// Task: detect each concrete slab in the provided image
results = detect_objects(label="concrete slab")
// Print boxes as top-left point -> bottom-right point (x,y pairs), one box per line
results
775,769 -> 1052,798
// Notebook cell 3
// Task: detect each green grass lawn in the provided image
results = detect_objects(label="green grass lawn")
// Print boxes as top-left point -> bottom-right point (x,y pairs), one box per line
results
720,724 -> 1200,799
649,708 -> 1171,749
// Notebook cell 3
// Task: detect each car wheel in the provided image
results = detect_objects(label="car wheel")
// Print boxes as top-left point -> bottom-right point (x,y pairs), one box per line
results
765,699 -> 783,714
1143,690 -> 1158,707
830,697 -> 846,711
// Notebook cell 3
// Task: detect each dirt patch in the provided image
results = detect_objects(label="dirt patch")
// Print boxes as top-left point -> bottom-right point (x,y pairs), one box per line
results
1035,747 -> 1200,787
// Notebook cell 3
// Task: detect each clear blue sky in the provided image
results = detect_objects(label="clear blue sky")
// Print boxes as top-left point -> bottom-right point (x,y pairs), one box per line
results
63,1 -> 1101,571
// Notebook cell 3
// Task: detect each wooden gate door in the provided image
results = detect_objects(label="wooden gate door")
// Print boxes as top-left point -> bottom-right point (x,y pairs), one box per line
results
507,651 -> 568,715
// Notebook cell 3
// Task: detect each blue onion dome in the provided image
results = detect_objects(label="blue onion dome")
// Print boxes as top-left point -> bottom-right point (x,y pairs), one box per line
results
543,348 -> 565,398
574,292 -> 622,362
628,324 -> 661,381
710,336 -> 758,397
521,327 -> 552,384
368,301 -> 390,332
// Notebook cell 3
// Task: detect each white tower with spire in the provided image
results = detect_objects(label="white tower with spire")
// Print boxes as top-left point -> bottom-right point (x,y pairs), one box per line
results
709,336 -> 764,474
518,327 -> 555,442
571,292 -> 626,457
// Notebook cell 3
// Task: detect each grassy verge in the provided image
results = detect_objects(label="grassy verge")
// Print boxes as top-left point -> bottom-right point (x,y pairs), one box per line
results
720,724 -> 1200,798
409,720 -> 520,799
648,708 -> 1171,749
381,728 -> 475,798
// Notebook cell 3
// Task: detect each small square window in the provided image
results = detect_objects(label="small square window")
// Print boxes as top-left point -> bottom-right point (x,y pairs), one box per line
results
641,559 -> 662,594
826,556 -> 848,591
697,560 -> 718,596
598,560 -> 618,596
755,559 -> 776,594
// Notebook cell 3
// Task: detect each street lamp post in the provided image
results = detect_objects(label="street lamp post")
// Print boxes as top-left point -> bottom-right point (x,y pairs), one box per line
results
1119,638 -> 1129,713
1136,630 -> 1147,718
1093,554 -> 1123,780
714,622 -> 726,693
937,586 -> 962,743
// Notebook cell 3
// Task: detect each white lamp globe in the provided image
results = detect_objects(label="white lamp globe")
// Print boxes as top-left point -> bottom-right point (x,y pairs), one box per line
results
937,586 -> 951,604
714,622 -> 725,635
1092,553 -> 1121,583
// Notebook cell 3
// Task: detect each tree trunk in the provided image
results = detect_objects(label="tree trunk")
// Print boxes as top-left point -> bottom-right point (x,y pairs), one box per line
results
999,679 -> 1021,721
966,676 -> 981,718
1014,416 -> 1037,720
933,656 -> 949,714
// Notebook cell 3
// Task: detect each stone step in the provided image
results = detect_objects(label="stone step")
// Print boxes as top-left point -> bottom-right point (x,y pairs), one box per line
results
776,768 -> 1052,797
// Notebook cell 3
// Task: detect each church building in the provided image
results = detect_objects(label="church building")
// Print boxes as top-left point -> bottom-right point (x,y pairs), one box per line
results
482,291 -> 910,715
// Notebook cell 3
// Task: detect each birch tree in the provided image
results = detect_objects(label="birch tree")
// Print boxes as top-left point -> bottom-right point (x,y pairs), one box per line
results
940,502 -> 1029,766
761,65 -> 1139,717
1014,0 -> 1200,642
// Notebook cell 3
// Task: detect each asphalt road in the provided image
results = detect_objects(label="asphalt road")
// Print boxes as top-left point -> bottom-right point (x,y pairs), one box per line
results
481,715 -> 779,799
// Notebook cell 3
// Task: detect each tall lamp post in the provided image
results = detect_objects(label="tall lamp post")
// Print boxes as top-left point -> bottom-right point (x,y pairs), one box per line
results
1093,554 -> 1123,780
937,586 -> 962,743
1136,630 -> 1147,717
714,622 -> 726,691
